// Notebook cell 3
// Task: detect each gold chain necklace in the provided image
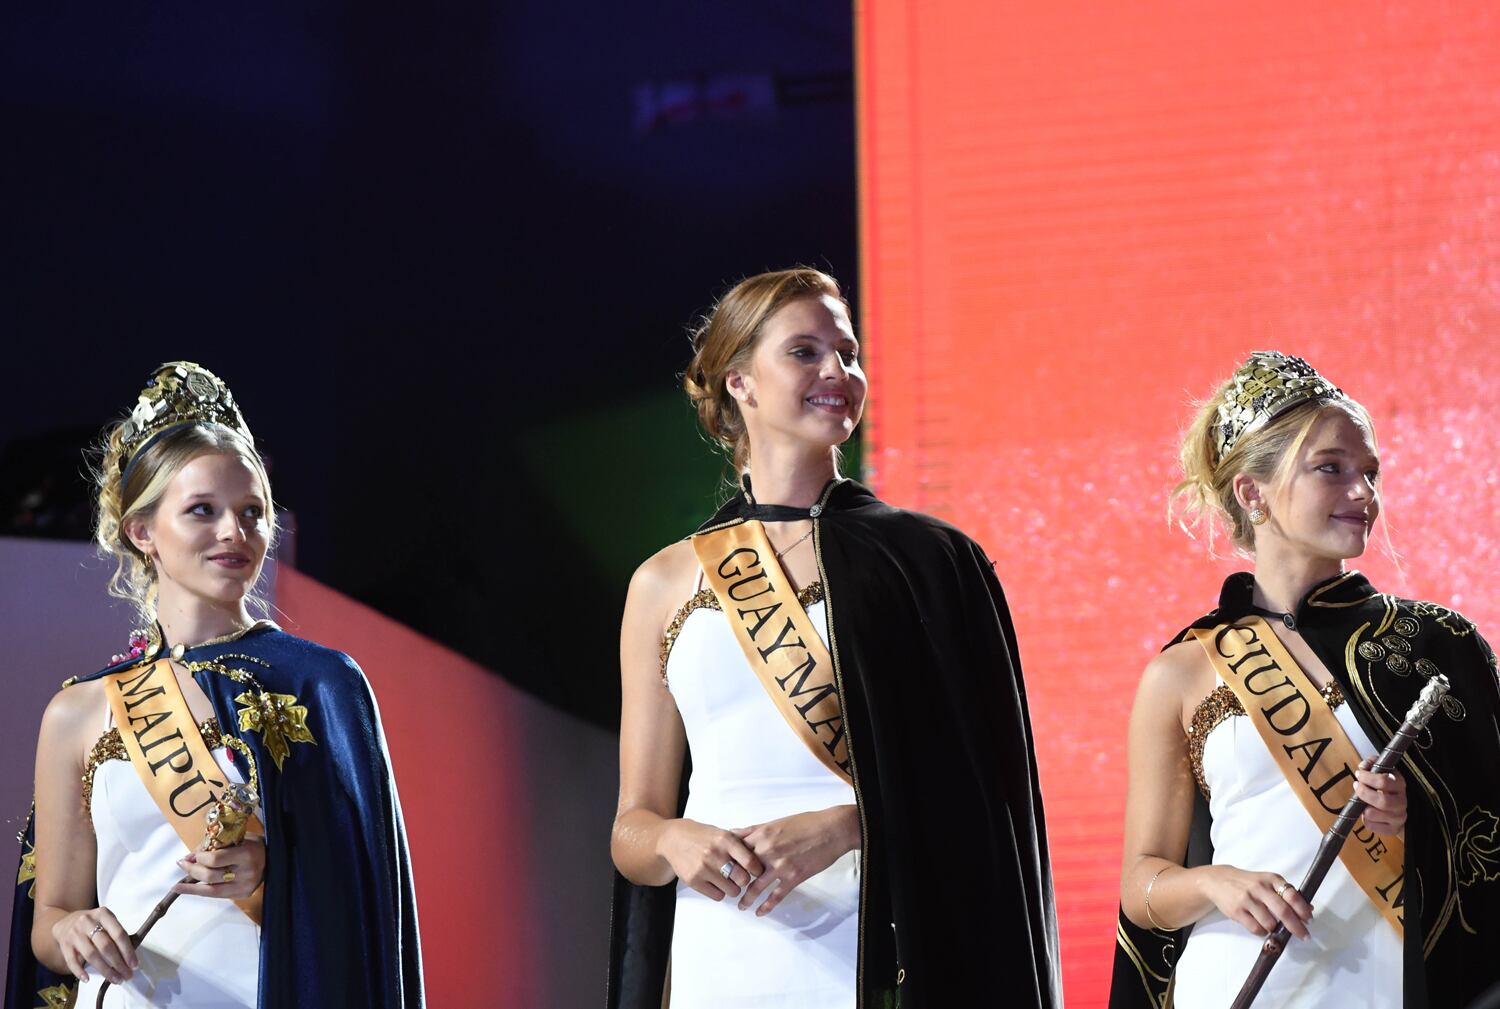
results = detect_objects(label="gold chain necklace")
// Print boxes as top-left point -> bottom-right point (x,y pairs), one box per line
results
153,619 -> 276,661
773,527 -> 813,560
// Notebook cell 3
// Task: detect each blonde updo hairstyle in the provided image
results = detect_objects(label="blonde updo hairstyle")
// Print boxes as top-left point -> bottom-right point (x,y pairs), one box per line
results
1171,377 -> 1376,554
94,422 -> 277,625
684,268 -> 849,472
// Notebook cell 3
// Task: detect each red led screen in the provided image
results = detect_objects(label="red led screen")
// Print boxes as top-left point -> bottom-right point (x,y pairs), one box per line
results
856,3 -> 1500,1002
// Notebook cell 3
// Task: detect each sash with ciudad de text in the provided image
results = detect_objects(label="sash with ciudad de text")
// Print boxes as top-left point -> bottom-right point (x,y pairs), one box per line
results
1192,617 -> 1406,936
103,659 -> 265,924
693,520 -> 852,785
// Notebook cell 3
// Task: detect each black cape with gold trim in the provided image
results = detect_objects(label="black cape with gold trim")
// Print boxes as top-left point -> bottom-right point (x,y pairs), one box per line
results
1109,571 -> 1500,1009
607,479 -> 1062,1009
5,626 -> 424,1009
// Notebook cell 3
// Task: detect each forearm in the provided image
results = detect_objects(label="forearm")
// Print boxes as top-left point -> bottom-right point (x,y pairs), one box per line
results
611,808 -> 678,886
1121,855 -> 1219,931
32,904 -> 72,974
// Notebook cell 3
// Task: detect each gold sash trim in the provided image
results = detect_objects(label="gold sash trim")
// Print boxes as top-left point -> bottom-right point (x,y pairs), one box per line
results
103,660 -> 265,924
1192,618 -> 1405,936
693,521 -> 852,784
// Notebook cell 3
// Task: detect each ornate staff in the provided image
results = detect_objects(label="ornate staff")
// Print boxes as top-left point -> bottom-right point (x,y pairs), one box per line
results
1229,674 -> 1449,1009
95,783 -> 258,1009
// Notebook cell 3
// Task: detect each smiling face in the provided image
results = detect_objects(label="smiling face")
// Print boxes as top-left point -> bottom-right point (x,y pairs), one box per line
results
1244,406 -> 1382,562
126,451 -> 272,610
728,293 -> 868,458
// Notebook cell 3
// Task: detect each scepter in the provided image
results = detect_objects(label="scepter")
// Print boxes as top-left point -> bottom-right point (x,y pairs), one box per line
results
95,783 -> 258,1008
1229,674 -> 1449,1009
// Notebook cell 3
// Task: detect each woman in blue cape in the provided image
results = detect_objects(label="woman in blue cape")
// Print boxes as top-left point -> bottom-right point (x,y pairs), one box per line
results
5,362 -> 423,1008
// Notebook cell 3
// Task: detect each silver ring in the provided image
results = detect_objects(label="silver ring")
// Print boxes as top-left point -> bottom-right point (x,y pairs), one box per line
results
1274,881 -> 1291,899
88,924 -> 105,938
719,861 -> 735,880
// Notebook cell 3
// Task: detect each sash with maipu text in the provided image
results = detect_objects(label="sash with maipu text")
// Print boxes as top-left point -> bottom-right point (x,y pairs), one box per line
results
693,521 -> 852,785
104,659 -> 265,923
1192,618 -> 1405,936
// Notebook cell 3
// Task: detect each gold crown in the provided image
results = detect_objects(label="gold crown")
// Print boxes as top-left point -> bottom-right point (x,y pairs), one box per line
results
117,362 -> 252,485
1214,351 -> 1344,459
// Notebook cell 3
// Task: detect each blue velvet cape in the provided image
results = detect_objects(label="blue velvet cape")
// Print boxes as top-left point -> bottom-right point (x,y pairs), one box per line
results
5,625 -> 424,1009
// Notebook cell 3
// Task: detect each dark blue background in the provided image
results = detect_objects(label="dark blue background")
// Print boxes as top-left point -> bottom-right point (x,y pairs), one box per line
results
1,0 -> 855,724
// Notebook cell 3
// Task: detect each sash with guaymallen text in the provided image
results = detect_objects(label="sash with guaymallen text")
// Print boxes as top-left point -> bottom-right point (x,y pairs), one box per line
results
693,520 -> 852,785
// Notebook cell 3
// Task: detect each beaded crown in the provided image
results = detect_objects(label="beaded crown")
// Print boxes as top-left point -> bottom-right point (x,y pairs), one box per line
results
117,362 -> 252,486
1214,351 -> 1345,459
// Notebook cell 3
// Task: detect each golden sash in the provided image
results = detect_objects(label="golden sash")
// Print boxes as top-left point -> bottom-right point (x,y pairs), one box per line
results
693,521 -> 852,784
1193,618 -> 1405,935
103,659 -> 265,924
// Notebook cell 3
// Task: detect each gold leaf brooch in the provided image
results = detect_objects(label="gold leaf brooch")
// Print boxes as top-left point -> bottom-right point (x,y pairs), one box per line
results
234,690 -> 317,770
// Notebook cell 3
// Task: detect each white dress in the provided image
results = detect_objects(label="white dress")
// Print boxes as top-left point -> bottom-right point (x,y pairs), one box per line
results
80,722 -> 261,1008
1172,679 -> 1403,1008
663,582 -> 860,1009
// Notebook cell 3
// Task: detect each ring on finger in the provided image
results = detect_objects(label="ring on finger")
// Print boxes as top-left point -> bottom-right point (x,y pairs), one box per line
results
1274,881 -> 1291,898
718,862 -> 735,880
88,924 -> 105,938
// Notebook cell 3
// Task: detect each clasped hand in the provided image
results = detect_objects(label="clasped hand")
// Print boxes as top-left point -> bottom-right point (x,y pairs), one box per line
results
661,805 -> 859,917
53,837 -> 265,984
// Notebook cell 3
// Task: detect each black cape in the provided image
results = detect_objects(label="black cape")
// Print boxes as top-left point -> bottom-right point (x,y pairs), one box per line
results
608,479 -> 1062,1009
1109,571 -> 1500,1009
5,626 -> 424,1009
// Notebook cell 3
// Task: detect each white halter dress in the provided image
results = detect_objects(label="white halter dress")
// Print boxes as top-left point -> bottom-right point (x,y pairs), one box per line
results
662,581 -> 859,1008
79,719 -> 261,1008
1172,678 -> 1403,1008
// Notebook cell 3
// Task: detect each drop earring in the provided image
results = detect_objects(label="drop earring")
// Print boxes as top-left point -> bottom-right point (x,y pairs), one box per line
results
1249,507 -> 1268,526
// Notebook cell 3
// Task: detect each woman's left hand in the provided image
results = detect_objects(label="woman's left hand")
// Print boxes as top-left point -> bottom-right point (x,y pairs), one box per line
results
1355,757 -> 1407,837
173,837 -> 266,899
733,805 -> 860,916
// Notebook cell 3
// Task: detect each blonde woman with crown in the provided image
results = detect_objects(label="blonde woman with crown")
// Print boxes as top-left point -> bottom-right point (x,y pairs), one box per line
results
1109,352 -> 1500,1009
5,363 -> 423,1009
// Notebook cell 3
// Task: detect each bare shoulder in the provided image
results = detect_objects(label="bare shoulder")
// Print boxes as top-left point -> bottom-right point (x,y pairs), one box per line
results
39,678 -> 106,762
626,540 -> 702,636
1145,639 -> 1210,681
41,678 -> 104,727
1136,639 -> 1215,718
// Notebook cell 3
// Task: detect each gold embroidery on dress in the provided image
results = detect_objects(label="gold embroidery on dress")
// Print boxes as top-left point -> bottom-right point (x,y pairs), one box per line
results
1115,919 -> 1175,999
233,689 -> 315,771
659,581 -> 826,685
1188,680 -> 1345,800
18,838 -> 37,898
1456,806 -> 1500,888
1410,600 -> 1475,638
82,718 -> 226,810
182,658 -> 315,772
1354,614 -> 1466,724
1305,571 -> 1376,608
34,982 -> 77,1008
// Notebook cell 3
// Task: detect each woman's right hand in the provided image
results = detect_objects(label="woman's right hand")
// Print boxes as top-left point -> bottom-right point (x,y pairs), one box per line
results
1203,865 -> 1314,940
51,907 -> 137,984
657,819 -> 766,901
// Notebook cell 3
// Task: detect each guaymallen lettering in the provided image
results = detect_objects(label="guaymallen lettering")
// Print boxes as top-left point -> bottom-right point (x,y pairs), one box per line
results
695,522 -> 852,783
